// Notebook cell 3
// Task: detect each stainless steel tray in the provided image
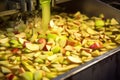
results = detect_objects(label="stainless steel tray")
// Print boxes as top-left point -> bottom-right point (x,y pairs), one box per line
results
53,0 -> 120,80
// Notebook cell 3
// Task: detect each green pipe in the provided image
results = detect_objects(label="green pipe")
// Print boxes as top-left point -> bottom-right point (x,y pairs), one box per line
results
40,0 -> 51,33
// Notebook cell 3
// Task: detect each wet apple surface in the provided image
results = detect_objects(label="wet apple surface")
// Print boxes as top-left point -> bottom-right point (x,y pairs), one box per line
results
0,11 -> 120,80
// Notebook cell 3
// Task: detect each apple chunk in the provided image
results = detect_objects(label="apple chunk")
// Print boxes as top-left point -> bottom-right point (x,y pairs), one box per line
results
67,56 -> 82,63
57,36 -> 67,47
37,38 -> 46,44
25,43 -> 40,51
37,38 -> 47,50
90,42 -> 103,49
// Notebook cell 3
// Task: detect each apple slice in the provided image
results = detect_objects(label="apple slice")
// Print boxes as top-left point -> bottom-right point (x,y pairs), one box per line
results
45,44 -> 52,51
34,70 -> 43,80
19,71 -> 33,80
81,50 -> 91,57
38,38 -> 46,44
37,38 -> 47,50
18,38 -> 27,44
47,33 -> 58,40
89,42 -> 103,49
86,27 -> 97,34
65,45 -> 75,51
95,19 -> 104,28
51,45 -> 61,53
6,73 -> 15,80
0,38 -> 9,44
67,56 -> 82,63
47,54 -> 57,61
57,36 -> 67,47
25,43 -> 39,51
15,32 -> 26,38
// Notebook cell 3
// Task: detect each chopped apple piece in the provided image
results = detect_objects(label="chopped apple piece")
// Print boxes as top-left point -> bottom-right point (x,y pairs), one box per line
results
81,51 -> 91,57
34,70 -> 43,80
57,36 -> 67,47
11,48 -> 19,54
95,19 -> 104,27
47,33 -> 58,40
110,18 -> 119,25
51,45 -> 61,53
37,38 -> 47,50
0,38 -> 9,44
47,54 -> 57,61
6,73 -> 15,80
86,27 -> 97,34
65,45 -> 74,51
38,38 -> 46,44
90,42 -> 103,49
18,38 -> 27,44
25,43 -> 39,51
1,67 -> 11,73
15,32 -> 26,38
67,56 -> 82,63
45,44 -> 52,51
19,71 -> 33,80
46,72 -> 57,79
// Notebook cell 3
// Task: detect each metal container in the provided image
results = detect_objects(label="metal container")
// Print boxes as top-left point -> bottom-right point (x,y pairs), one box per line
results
53,0 -> 120,80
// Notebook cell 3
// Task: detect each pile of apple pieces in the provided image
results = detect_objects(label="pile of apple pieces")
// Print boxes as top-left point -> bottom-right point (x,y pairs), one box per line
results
0,11 -> 120,80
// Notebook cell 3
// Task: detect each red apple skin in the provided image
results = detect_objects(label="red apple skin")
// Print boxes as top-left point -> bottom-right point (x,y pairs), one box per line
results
6,73 -> 14,80
43,45 -> 48,51
38,38 -> 47,50
11,48 -> 19,54
90,42 -> 103,49
23,41 -> 29,48
67,40 -> 76,46
13,30 -> 20,34
81,48 -> 92,53
38,38 -> 46,44
19,67 -> 25,73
